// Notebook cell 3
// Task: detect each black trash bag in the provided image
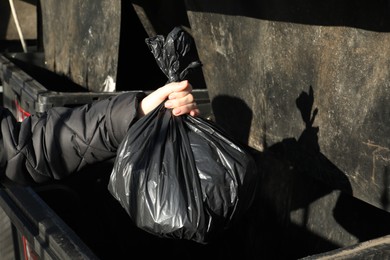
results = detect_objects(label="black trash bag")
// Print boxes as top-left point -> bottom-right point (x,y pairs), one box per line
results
108,27 -> 258,244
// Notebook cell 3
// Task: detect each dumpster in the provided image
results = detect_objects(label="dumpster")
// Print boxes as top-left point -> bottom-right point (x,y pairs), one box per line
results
1,0 -> 389,259
0,185 -> 99,259
1,52 -> 388,259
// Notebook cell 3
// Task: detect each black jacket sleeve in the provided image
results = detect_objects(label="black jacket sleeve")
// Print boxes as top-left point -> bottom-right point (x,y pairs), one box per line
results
0,91 -> 145,185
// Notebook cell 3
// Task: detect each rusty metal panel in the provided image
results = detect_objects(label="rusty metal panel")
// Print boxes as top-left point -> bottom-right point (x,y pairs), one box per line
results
40,0 -> 120,91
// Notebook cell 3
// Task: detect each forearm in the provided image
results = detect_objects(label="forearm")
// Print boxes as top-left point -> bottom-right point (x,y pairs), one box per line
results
0,92 -> 144,185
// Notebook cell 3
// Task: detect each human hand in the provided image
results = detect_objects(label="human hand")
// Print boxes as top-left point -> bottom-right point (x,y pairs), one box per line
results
138,80 -> 199,117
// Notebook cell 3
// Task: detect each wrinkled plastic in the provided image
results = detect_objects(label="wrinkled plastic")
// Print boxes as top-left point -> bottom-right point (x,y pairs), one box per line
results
108,27 -> 258,244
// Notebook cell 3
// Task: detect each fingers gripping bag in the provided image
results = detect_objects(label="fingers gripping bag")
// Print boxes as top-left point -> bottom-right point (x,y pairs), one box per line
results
108,27 -> 258,244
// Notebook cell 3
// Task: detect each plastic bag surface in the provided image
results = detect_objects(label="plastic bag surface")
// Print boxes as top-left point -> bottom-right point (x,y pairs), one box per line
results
108,27 -> 258,244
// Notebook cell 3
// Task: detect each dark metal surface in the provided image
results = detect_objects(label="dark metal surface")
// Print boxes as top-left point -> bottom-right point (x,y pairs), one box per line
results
0,186 -> 99,259
40,0 -> 121,91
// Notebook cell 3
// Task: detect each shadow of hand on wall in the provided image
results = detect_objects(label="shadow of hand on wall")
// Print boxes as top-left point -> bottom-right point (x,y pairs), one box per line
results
293,86 -> 353,196
210,86 -> 357,259
249,86 -> 355,258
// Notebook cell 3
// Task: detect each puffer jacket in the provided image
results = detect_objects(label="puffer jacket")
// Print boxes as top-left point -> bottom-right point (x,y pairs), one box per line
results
0,92 -> 145,185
